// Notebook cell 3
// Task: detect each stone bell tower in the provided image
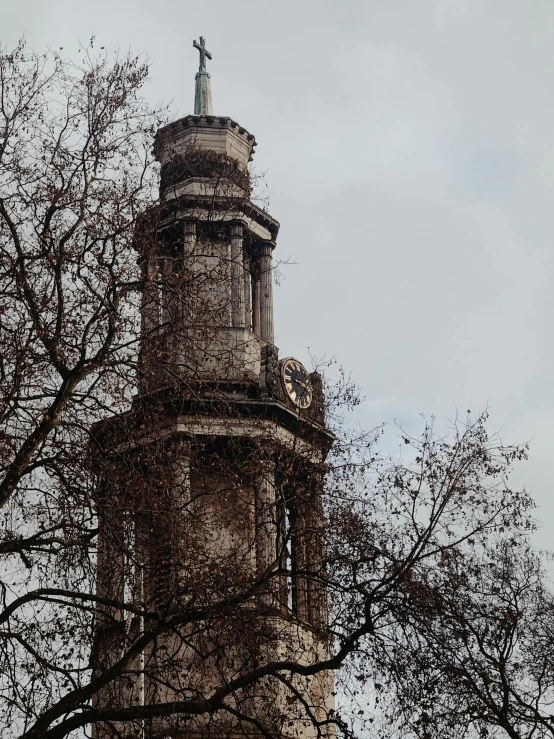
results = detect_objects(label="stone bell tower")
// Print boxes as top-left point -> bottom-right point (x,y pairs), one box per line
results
91,38 -> 335,739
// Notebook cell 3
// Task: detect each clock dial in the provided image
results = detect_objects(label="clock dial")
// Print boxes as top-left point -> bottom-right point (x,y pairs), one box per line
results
281,358 -> 313,409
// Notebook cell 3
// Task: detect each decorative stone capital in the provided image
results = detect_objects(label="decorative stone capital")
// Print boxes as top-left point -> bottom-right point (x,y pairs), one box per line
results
259,241 -> 274,258
230,220 -> 244,238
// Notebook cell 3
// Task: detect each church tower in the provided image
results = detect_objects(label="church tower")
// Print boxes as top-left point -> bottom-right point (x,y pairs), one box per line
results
91,39 -> 335,739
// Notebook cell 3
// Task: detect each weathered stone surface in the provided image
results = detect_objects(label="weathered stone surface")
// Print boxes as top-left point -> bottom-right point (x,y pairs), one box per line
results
93,52 -> 334,739
155,116 -> 256,171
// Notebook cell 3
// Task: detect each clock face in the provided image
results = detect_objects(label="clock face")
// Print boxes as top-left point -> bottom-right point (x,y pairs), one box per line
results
281,358 -> 313,409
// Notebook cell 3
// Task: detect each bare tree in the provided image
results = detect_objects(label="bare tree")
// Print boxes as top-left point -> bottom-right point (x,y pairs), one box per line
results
373,530 -> 554,739
0,39 -> 545,739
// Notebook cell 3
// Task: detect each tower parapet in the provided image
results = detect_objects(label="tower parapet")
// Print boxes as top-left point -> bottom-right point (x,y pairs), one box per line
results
155,115 -> 256,172
154,115 -> 259,206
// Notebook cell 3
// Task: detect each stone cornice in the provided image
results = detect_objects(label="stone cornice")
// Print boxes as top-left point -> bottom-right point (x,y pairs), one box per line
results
90,388 -> 334,459
157,194 -> 280,242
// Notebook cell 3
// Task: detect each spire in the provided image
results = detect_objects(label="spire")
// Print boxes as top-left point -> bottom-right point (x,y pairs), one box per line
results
193,36 -> 213,115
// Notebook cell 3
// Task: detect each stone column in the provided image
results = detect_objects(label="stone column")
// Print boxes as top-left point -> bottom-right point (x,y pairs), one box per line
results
139,250 -> 159,394
144,439 -> 191,718
230,222 -> 245,328
162,439 -> 191,599
160,253 -> 174,331
92,503 -> 126,739
127,508 -> 147,714
173,438 -> 191,513
259,242 -> 274,343
243,251 -> 252,330
306,473 -> 327,630
149,439 -> 192,612
182,220 -> 197,326
96,503 -> 125,620
140,251 -> 159,338
183,220 -> 197,253
292,500 -> 309,622
252,261 -> 261,335
93,482 -> 127,718
274,492 -> 289,609
255,458 -> 276,606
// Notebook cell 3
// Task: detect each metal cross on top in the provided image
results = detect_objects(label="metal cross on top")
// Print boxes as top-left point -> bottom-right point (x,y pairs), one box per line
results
193,36 -> 212,74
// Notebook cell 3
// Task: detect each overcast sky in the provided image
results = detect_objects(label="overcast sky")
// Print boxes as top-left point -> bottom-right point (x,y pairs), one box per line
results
3,0 -> 554,547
